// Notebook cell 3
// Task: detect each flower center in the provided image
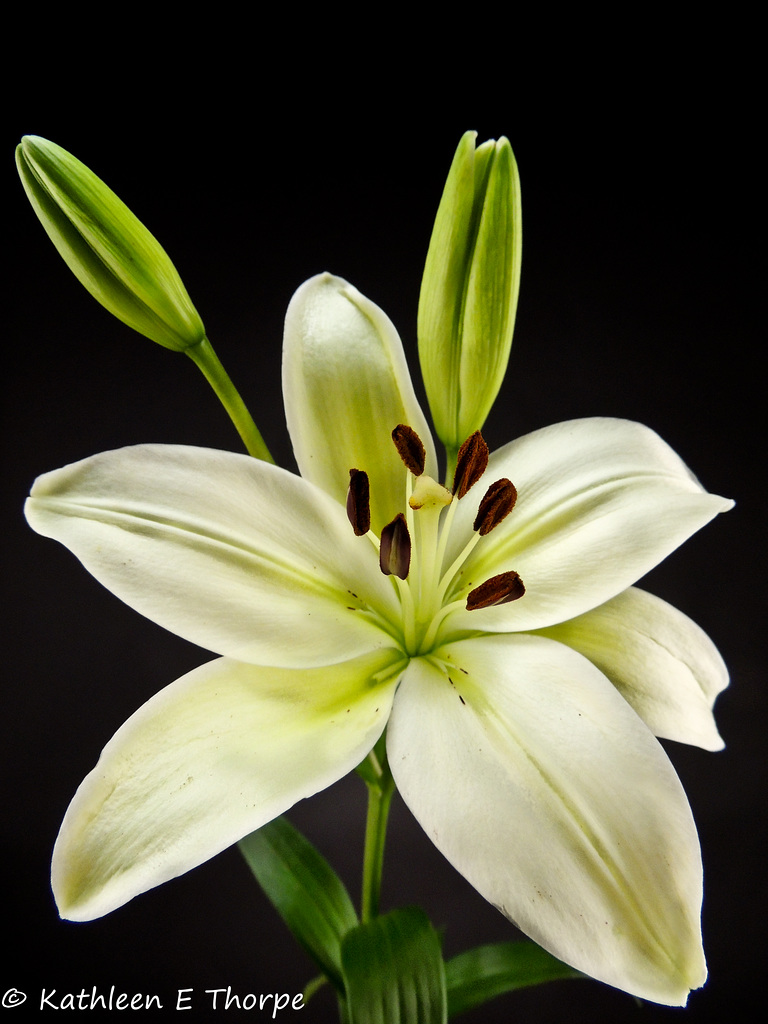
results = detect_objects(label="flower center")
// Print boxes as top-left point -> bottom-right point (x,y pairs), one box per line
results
347,426 -> 524,656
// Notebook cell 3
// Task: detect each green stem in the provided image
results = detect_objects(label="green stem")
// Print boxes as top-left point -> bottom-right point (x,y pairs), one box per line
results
186,336 -> 274,462
360,740 -> 395,923
444,444 -> 458,490
302,974 -> 328,1004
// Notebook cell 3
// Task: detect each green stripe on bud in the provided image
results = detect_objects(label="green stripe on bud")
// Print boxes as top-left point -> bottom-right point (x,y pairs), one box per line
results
418,131 -> 522,465
16,136 -> 205,352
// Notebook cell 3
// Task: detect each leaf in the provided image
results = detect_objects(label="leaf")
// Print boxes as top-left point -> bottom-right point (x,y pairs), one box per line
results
341,906 -> 446,1024
239,816 -> 358,991
445,940 -> 583,1017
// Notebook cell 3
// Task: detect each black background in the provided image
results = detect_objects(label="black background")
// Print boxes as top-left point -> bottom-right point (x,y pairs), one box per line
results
3,27 -> 763,1024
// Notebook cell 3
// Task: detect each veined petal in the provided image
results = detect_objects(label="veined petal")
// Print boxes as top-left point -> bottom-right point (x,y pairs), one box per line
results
26,444 -> 401,667
282,273 -> 437,535
533,587 -> 728,751
54,649 -> 405,920
388,634 -> 706,1005
445,418 -> 733,632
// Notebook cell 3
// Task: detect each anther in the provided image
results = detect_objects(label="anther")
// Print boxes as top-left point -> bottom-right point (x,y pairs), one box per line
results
379,513 -> 411,579
466,570 -> 525,610
346,469 -> 371,536
392,424 -> 426,476
474,479 -> 518,536
453,431 -> 489,498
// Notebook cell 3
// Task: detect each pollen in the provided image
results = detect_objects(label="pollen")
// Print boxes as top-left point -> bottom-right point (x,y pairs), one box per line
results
466,571 -> 525,610
452,431 -> 489,498
380,513 -> 411,579
474,478 -> 517,535
346,469 -> 371,536
392,424 -> 426,476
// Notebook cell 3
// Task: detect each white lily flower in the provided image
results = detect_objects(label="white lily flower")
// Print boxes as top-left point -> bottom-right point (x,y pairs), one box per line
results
26,273 -> 732,1006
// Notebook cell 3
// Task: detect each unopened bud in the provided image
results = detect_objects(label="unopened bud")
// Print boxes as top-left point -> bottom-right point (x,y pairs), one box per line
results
418,131 -> 521,454
16,136 -> 205,352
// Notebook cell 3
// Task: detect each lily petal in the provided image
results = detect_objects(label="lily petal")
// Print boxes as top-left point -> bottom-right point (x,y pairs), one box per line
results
445,418 -> 733,632
53,649 -> 405,920
26,444 -> 401,667
388,634 -> 706,1005
534,587 -> 728,750
282,273 -> 437,535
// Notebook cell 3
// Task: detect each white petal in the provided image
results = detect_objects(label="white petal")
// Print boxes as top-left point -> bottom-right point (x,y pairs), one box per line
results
388,634 -> 707,1005
26,444 -> 401,667
444,418 -> 733,632
535,587 -> 728,750
282,273 -> 437,535
53,649 -> 405,920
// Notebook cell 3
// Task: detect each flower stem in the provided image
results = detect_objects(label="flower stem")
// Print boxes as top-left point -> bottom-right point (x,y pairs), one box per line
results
360,739 -> 395,923
444,444 -> 459,490
186,336 -> 274,463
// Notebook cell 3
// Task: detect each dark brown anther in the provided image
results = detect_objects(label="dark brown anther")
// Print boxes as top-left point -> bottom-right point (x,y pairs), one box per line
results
346,469 -> 371,536
474,479 -> 518,536
452,431 -> 489,498
379,513 -> 411,579
466,570 -> 525,610
392,424 -> 426,476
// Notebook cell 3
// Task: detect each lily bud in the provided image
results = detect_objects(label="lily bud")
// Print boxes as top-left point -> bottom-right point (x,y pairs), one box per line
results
16,136 -> 205,352
418,131 -> 522,456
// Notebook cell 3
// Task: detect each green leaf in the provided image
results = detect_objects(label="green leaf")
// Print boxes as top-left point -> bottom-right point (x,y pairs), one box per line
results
239,816 -> 358,992
341,906 -> 446,1024
445,940 -> 583,1017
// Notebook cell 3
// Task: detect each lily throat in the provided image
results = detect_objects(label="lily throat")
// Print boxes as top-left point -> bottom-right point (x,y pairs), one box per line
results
347,426 -> 524,657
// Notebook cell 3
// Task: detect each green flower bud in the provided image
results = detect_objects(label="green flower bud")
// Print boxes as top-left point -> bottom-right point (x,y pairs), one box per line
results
418,131 -> 522,460
16,136 -> 205,352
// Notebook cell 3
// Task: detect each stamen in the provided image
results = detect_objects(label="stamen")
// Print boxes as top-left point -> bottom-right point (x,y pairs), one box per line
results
466,571 -> 525,610
392,424 -> 426,476
346,469 -> 371,536
380,513 -> 411,579
452,431 -> 489,498
474,478 -> 518,535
